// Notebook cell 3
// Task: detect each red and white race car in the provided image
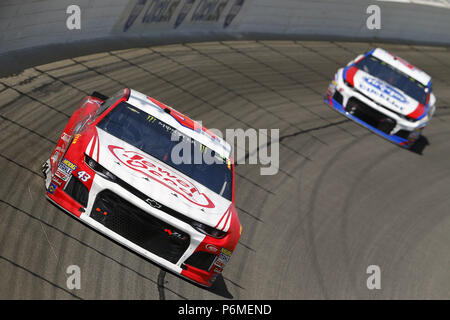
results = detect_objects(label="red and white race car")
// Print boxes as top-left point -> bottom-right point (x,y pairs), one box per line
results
42,88 -> 241,287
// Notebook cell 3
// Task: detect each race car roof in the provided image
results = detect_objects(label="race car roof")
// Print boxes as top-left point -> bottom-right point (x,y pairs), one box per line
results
126,89 -> 232,159
372,48 -> 432,86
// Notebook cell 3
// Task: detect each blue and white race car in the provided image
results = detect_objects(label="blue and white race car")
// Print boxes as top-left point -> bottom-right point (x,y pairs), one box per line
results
325,48 -> 436,148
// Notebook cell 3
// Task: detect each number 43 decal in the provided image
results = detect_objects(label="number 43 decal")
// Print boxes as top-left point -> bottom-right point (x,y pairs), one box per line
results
77,171 -> 91,182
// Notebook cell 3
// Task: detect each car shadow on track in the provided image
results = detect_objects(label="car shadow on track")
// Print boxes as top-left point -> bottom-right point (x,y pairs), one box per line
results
205,274 -> 233,299
409,135 -> 430,155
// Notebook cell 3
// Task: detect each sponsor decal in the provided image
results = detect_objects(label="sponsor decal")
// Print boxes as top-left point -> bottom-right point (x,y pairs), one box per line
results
48,182 -> 57,195
164,228 -> 188,240
359,75 -> 408,111
174,0 -> 195,28
213,247 -> 232,268
214,258 -> 225,268
191,0 -> 228,22
55,168 -> 70,181
212,266 -> 222,274
205,244 -> 219,253
123,0 -> 147,31
218,251 -> 231,264
62,158 -> 78,171
72,134 -> 82,144
223,0 -> 244,28
122,0 -> 246,31
146,198 -> 162,209
141,0 -> 181,24
51,176 -> 63,186
209,273 -> 218,284
220,247 -> 232,256
58,162 -> 74,176
108,145 -> 215,208
57,158 -> 78,181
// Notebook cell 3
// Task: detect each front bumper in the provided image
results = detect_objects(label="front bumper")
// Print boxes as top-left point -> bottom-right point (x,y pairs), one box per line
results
324,92 -> 417,148
44,158 -> 237,287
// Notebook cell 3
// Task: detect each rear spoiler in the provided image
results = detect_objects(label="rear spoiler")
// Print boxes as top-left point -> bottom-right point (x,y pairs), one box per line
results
90,91 -> 109,101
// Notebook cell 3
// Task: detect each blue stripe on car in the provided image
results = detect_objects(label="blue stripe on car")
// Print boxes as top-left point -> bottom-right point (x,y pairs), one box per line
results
324,95 -> 409,147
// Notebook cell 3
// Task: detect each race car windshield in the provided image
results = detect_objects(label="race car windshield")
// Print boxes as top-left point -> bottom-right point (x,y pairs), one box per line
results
96,102 -> 233,201
355,55 -> 429,104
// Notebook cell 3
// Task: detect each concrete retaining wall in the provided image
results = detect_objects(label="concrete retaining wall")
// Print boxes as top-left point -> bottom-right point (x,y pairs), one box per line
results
0,0 -> 449,56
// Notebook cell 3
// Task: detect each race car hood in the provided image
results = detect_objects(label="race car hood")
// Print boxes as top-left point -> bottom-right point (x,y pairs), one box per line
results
86,127 -> 233,231
350,69 -> 422,116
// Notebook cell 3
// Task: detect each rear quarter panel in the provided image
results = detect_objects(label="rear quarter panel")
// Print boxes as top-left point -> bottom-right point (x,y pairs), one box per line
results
49,96 -> 102,171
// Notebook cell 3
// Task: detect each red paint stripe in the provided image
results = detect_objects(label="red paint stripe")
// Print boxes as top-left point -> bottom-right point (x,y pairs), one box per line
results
95,131 -> 100,162
93,133 -> 98,158
147,96 -> 168,110
214,208 -> 229,229
388,52 -> 415,70
407,103 -> 425,119
345,66 -> 359,87
147,96 -> 197,131
89,137 -> 95,157
147,96 -> 219,141
221,209 -> 231,231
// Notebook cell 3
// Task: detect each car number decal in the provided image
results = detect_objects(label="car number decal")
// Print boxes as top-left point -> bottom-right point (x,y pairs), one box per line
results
77,171 -> 91,182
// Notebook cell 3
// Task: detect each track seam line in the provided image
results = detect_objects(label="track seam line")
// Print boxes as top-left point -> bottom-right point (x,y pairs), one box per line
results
0,198 -> 188,300
0,115 -> 58,144
33,67 -> 91,96
70,58 -> 130,89
0,81 -> 70,118
157,269 -> 166,300
255,41 -> 359,139
0,153 -> 42,177
235,172 -> 275,195
236,206 -> 263,223
185,43 -> 335,145
140,48 -> 318,161
38,221 -> 59,262
0,255 -> 82,300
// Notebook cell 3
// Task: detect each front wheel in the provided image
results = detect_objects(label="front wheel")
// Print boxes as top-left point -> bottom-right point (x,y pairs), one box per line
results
406,129 -> 421,148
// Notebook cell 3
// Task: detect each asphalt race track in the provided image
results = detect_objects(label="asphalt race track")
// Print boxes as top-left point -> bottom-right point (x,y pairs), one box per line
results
0,41 -> 450,299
